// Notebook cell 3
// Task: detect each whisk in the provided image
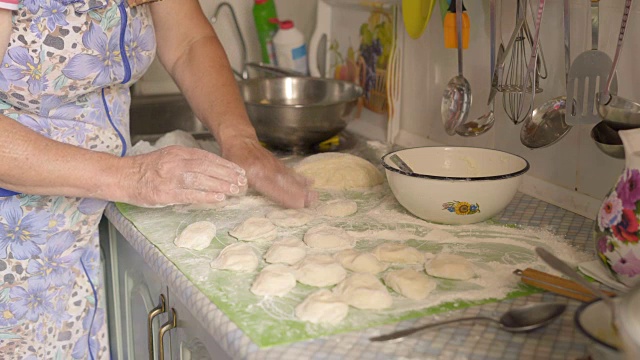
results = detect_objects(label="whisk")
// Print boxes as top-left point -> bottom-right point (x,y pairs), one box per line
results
499,0 -> 544,124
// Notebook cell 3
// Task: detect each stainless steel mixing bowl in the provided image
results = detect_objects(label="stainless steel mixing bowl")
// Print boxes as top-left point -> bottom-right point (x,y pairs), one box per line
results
238,77 -> 363,151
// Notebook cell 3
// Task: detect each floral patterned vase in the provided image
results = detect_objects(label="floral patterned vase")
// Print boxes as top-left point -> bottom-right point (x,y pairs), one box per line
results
595,128 -> 640,287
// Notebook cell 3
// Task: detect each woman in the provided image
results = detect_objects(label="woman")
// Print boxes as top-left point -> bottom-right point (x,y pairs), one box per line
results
0,0 -> 314,358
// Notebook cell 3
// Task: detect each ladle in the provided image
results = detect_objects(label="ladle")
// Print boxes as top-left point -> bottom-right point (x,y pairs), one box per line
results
369,302 -> 567,342
520,0 -> 571,149
456,0 -> 497,136
441,0 -> 472,136
598,0 -> 640,130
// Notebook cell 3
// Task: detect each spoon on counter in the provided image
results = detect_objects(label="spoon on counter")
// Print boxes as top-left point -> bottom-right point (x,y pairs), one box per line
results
369,302 -> 566,342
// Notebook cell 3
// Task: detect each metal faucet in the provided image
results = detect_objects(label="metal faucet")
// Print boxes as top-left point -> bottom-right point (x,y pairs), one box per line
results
210,2 -> 248,80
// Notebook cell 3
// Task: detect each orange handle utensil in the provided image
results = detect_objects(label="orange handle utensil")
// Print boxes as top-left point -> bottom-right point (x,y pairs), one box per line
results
514,268 -> 617,302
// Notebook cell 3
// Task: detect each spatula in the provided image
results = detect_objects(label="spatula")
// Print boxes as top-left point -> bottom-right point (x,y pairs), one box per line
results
566,0 -> 618,126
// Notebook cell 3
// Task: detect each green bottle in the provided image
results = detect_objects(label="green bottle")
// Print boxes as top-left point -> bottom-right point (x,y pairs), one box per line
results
253,0 -> 278,64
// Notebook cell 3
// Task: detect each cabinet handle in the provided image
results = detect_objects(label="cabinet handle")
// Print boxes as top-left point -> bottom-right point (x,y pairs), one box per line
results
158,308 -> 177,360
148,294 -> 166,360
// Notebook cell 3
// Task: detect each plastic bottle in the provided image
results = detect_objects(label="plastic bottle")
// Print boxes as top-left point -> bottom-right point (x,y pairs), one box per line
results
252,0 -> 278,64
443,0 -> 470,49
272,20 -> 309,75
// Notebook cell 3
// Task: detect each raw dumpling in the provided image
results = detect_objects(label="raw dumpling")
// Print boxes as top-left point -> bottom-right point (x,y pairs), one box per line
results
264,236 -> 307,265
295,153 -> 384,190
425,253 -> 475,280
334,249 -> 388,274
316,199 -> 358,217
294,254 -> 346,287
303,224 -> 354,250
266,208 -> 314,227
295,289 -> 349,324
333,273 -> 392,310
250,264 -> 296,297
210,243 -> 259,272
173,221 -> 216,250
229,217 -> 277,242
372,243 -> 424,264
383,269 -> 437,300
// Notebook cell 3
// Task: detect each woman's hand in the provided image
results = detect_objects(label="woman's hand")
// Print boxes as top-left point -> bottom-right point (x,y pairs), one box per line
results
222,138 -> 317,209
121,145 -> 247,207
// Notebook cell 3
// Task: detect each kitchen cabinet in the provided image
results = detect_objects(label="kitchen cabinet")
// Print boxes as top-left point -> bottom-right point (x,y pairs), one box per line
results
101,220 -> 231,360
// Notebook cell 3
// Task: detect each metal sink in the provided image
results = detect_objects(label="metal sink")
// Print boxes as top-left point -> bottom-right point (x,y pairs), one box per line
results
129,94 -> 211,143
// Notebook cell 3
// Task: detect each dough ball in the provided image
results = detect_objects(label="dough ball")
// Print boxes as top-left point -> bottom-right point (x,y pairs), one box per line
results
264,236 -> 307,265
333,273 -> 392,310
229,217 -> 277,242
295,254 -> 346,287
210,243 -> 259,272
425,253 -> 475,280
295,153 -> 384,190
317,199 -> 358,217
173,221 -> 216,250
303,224 -> 354,250
250,264 -> 297,297
334,249 -> 388,274
154,129 -> 201,149
295,289 -> 349,324
266,208 -> 314,227
383,269 -> 436,300
372,243 -> 424,264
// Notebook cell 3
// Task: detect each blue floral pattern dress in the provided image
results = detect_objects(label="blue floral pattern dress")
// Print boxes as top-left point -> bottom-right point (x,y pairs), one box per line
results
0,1 -> 156,358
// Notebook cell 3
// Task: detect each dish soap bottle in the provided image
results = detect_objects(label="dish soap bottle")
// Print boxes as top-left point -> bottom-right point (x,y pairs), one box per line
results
252,0 -> 278,64
443,0 -> 470,49
273,20 -> 309,75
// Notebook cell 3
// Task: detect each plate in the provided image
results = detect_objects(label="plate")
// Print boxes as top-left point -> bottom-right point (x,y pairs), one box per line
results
402,0 -> 436,39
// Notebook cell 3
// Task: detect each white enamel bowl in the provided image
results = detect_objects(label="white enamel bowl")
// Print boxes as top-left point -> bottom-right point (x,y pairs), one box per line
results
381,147 -> 529,225
574,299 -> 623,360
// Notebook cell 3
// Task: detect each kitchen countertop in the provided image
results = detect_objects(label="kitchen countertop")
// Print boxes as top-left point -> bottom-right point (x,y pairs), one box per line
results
105,173 -> 599,360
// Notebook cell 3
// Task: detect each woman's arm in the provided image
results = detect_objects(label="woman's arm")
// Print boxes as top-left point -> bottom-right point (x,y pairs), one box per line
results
0,114 -> 246,206
150,0 -> 315,209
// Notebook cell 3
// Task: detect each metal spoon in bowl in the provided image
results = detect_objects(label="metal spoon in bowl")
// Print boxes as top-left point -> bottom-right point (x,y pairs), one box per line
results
369,302 -> 567,342
389,154 -> 414,173
598,0 -> 640,131
442,0 -> 472,136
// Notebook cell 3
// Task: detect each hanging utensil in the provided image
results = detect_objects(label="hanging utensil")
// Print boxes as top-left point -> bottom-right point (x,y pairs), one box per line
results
598,0 -> 640,130
520,0 -> 572,148
499,0 -> 544,124
456,0 -> 497,136
566,0 -> 618,126
441,0 -> 472,135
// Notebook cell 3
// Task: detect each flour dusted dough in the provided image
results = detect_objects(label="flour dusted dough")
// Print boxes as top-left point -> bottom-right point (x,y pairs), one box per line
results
333,273 -> 392,310
229,217 -> 277,242
295,254 -> 346,287
264,236 -> 307,265
210,243 -> 259,272
316,199 -> 358,217
295,289 -> 349,324
425,253 -> 475,280
266,208 -> 314,227
334,249 -> 388,274
295,153 -> 384,190
372,243 -> 424,264
303,224 -> 354,250
424,229 -> 457,241
383,269 -> 437,300
250,264 -> 296,297
154,129 -> 201,149
173,221 -> 216,250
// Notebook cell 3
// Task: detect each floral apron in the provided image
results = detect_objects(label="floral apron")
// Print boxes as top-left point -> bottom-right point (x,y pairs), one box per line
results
0,1 -> 156,358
